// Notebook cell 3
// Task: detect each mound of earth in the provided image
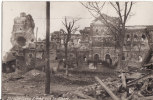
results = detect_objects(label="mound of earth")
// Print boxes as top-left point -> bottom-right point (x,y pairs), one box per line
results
22,69 -> 45,81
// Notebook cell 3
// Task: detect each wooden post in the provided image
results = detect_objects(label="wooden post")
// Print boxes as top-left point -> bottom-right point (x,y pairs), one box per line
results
45,1 -> 50,94
121,73 -> 126,88
121,73 -> 128,100
95,76 -> 120,100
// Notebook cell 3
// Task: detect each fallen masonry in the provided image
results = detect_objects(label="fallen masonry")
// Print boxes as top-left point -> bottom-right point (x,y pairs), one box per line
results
59,72 -> 153,100
2,68 -> 153,100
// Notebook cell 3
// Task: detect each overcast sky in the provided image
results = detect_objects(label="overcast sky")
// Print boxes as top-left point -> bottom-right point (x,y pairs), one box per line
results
2,1 -> 153,56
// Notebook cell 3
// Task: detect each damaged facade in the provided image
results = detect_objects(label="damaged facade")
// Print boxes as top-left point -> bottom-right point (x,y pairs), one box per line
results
52,14 -> 153,69
3,13 -> 153,72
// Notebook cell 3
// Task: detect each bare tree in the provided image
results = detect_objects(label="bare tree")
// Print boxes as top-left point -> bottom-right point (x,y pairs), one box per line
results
60,17 -> 79,76
81,1 -> 133,71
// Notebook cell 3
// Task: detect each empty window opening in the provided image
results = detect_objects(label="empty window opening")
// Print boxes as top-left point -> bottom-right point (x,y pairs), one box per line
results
127,35 -> 130,41
142,34 -> 146,40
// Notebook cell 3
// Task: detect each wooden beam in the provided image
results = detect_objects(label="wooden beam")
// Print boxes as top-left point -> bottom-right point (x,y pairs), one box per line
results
127,73 -> 153,87
95,76 -> 120,100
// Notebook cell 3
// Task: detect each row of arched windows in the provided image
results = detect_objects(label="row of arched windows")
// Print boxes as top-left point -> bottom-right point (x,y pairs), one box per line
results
122,52 -> 143,62
126,34 -> 146,41
95,28 -> 107,33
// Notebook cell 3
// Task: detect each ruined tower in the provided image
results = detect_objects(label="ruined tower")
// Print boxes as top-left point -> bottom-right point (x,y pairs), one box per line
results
11,12 -> 35,49
9,12 -> 36,71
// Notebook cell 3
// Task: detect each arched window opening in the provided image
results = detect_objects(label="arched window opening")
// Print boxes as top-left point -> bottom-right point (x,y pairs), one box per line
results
138,56 -> 143,62
17,36 -> 26,46
134,34 -> 138,41
127,34 -> 130,41
122,53 -> 125,60
94,54 -> 100,61
142,34 -> 146,41
127,53 -> 129,57
84,55 -> 87,62
105,54 -> 110,59
12,52 -> 16,56
122,56 -> 125,60
105,54 -> 112,65
31,39 -> 34,42
40,45 -> 43,48
20,27 -> 22,30
29,54 -> 33,58
127,34 -> 130,38
96,29 -> 98,32
134,34 -> 137,38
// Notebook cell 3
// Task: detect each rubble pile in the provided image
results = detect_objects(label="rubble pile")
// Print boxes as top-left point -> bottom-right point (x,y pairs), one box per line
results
61,77 -> 121,100
2,69 -> 45,83
22,69 -> 45,81
60,73 -> 153,100
23,69 -> 45,78
2,69 -> 23,82
2,68 -> 153,100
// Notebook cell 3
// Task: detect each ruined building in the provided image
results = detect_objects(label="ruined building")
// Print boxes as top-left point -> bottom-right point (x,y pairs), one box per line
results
80,16 -> 153,68
51,14 -> 153,69
3,12 -> 59,72
9,12 -> 37,71
11,12 -> 35,48
2,12 -> 39,72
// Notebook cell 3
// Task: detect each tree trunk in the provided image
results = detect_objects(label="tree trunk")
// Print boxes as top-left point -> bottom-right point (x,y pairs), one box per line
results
65,44 -> 68,76
76,49 -> 79,67
117,27 -> 126,71
118,47 -> 123,70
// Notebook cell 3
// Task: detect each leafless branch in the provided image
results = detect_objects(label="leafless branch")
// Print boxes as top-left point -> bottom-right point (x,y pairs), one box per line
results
116,2 -> 123,24
126,2 -> 133,18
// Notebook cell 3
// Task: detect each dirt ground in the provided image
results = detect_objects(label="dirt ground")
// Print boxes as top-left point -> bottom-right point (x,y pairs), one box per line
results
2,69 -> 117,100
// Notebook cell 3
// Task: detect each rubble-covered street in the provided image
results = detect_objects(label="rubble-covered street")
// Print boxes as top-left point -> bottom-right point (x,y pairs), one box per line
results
2,68 -> 153,100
